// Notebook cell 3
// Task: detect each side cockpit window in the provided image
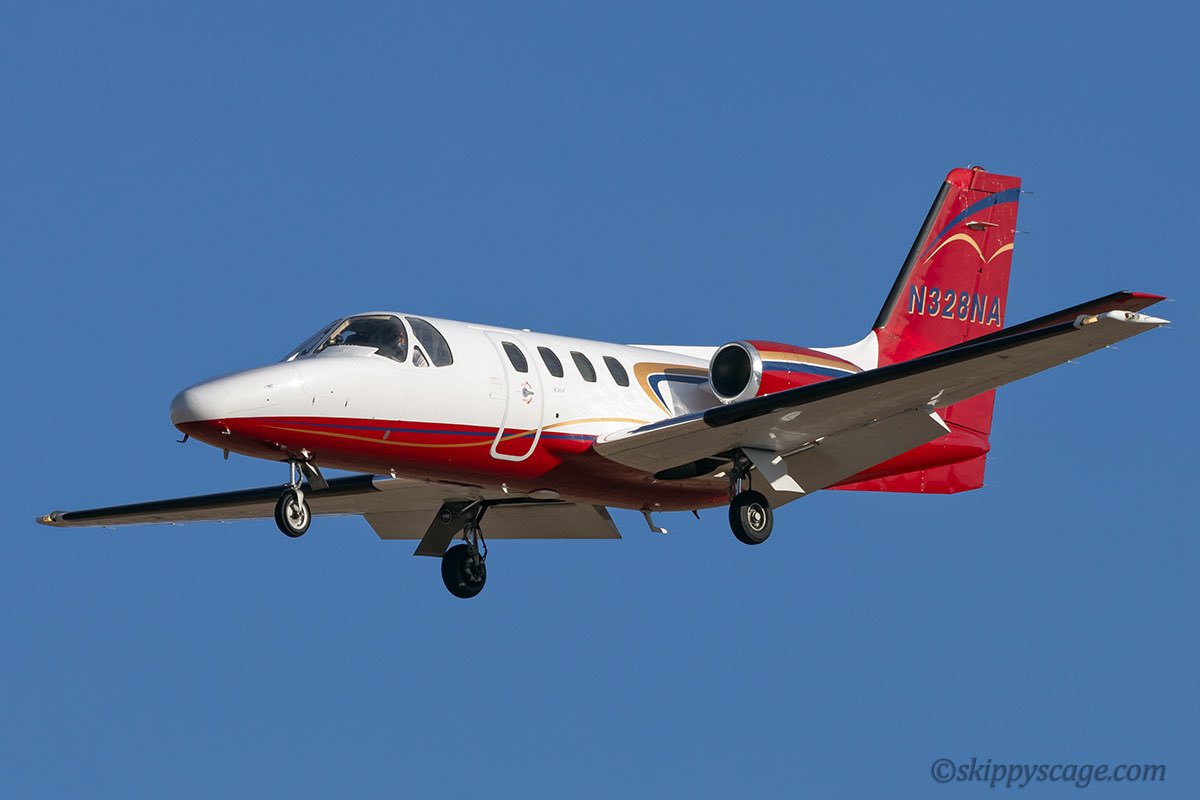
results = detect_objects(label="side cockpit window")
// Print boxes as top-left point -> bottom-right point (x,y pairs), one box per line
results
406,317 -> 454,367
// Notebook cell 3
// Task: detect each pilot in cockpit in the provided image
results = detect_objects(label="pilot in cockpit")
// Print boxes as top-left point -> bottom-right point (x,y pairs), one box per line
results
291,315 -> 430,365
392,322 -> 428,366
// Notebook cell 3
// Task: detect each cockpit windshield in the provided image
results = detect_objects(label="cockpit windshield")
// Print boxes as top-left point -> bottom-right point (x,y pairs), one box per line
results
284,315 -> 410,363
284,320 -> 340,361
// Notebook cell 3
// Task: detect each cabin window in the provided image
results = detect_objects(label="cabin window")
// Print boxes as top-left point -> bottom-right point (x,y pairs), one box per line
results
538,347 -> 564,378
604,356 -> 630,387
502,342 -> 529,373
571,351 -> 597,383
405,317 -> 454,367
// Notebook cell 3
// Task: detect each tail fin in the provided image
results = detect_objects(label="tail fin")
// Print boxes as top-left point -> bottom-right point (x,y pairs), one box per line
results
873,166 -> 1022,364
875,166 -> 1020,438
843,167 -> 1021,493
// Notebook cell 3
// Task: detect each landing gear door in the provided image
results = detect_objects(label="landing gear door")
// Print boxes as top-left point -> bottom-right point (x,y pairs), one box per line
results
484,332 -> 544,461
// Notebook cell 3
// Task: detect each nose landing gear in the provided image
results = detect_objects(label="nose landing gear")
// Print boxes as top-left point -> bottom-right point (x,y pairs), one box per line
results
275,487 -> 311,537
727,453 -> 773,545
274,460 -> 316,538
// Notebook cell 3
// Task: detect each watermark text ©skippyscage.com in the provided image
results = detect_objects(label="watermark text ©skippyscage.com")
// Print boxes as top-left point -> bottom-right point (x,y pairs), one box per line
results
930,757 -> 1166,789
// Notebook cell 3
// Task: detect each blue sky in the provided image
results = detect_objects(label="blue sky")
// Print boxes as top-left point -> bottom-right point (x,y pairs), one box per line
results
2,2 -> 1195,796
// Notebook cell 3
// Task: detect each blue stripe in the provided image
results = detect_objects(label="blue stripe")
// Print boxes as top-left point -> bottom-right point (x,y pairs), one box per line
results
648,373 -> 709,406
922,186 -> 1021,255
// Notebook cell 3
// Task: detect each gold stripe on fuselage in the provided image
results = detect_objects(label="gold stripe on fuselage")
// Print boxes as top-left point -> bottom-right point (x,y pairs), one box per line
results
632,362 -> 709,413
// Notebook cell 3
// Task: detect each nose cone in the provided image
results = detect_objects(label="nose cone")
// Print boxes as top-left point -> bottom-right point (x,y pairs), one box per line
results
170,381 -> 230,426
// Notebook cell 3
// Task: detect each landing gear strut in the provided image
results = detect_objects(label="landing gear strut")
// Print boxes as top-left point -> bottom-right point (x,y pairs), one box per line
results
441,508 -> 488,599
728,454 -> 773,545
274,461 -> 312,538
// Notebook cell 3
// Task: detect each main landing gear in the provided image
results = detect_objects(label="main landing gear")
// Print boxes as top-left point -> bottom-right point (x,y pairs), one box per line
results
727,454 -> 773,545
441,506 -> 488,599
274,460 -> 316,538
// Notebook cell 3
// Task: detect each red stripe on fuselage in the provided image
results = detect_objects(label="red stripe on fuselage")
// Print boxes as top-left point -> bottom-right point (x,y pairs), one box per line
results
175,415 -> 731,511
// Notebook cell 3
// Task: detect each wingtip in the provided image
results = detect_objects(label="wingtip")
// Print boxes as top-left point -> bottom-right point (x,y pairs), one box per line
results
1075,310 -> 1170,328
36,512 -> 63,526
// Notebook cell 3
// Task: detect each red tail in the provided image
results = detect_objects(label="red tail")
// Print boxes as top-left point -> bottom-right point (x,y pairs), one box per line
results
836,167 -> 1022,494
873,166 -> 1022,364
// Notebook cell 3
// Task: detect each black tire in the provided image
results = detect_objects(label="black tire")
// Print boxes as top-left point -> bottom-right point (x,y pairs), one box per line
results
441,543 -> 487,599
274,488 -> 311,538
729,490 -> 772,545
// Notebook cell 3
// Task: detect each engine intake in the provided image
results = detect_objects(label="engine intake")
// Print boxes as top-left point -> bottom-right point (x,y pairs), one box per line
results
709,341 -> 762,404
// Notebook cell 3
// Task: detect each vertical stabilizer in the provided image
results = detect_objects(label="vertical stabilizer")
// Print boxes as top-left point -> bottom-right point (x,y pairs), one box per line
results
874,167 -> 1021,364
839,167 -> 1021,493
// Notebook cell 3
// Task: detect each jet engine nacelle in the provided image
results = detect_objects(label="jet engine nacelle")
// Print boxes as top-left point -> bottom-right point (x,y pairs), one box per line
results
709,341 -> 764,404
709,340 -> 855,404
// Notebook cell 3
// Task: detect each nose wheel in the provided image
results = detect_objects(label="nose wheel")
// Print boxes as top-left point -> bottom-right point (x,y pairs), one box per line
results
274,460 -> 315,538
274,487 -> 311,537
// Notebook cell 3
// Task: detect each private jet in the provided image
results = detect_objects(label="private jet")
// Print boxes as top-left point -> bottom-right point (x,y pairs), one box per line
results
39,167 -> 1169,598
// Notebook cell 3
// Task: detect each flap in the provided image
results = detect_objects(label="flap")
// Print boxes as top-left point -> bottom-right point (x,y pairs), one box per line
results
366,502 -> 621,541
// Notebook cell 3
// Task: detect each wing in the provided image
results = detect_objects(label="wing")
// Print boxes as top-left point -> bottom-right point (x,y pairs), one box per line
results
38,475 -> 620,547
594,306 -> 1169,489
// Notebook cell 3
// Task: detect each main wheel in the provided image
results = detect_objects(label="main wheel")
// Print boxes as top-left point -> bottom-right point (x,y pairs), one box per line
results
274,488 -> 311,538
729,490 -> 772,545
441,543 -> 487,599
